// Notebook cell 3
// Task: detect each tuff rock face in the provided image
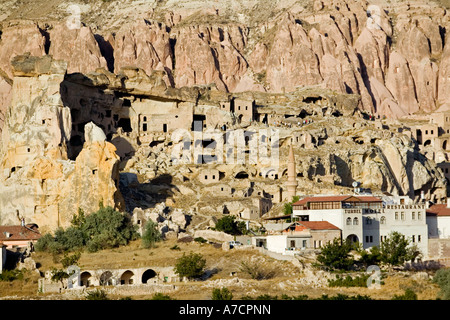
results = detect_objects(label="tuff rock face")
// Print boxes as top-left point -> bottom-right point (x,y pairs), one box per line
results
0,0 -> 449,233
0,55 -> 123,233
0,0 -> 449,119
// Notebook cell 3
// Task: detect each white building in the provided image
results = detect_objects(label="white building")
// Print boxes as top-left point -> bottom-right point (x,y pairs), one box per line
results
292,195 -> 429,257
426,199 -> 450,239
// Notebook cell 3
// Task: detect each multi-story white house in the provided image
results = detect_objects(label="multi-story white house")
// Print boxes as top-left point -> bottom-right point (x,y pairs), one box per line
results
292,195 -> 429,257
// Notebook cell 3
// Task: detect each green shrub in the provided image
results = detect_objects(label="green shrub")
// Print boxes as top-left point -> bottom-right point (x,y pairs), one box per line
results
35,206 -> 139,253
174,252 -> 206,280
194,237 -> 207,244
433,268 -> 450,300
0,269 -> 24,282
328,274 -> 371,287
211,287 -> 233,300
151,292 -> 173,300
391,289 -> 417,300
315,238 -> 355,271
86,289 -> 109,300
214,216 -> 246,235
60,251 -> 81,268
141,220 -> 161,249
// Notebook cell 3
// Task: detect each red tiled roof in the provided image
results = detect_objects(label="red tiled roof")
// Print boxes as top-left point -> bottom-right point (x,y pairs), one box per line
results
427,204 -> 450,217
299,221 -> 340,230
0,225 -> 41,242
292,195 -> 382,206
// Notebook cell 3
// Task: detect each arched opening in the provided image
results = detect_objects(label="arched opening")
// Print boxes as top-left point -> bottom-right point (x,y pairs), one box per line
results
80,272 -> 92,287
235,171 -> 249,179
120,270 -> 135,285
346,234 -> 359,244
424,139 -> 432,147
99,271 -> 113,286
353,217 -> 359,225
142,269 -> 157,284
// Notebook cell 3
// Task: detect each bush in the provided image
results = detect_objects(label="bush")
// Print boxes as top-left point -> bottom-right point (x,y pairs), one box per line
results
86,289 -> 109,300
141,220 -> 161,249
151,292 -> 173,300
391,289 -> 417,300
433,268 -> 450,300
35,206 -> 139,253
0,269 -> 24,282
194,237 -> 207,244
328,274 -> 370,288
239,259 -> 276,280
214,216 -> 246,235
315,238 -> 355,271
211,287 -> 233,300
60,251 -> 81,268
174,252 -> 206,280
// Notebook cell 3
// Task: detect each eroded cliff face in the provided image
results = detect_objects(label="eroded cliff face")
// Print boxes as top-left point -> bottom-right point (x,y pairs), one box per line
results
0,55 -> 123,233
0,0 -> 449,122
0,0 -> 449,231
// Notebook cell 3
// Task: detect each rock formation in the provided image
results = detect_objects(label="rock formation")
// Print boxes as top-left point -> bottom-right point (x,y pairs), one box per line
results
0,54 -> 123,233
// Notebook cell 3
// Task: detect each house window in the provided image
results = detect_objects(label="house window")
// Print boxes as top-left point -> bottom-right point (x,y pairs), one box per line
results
366,217 -> 372,225
418,235 -> 421,242
353,217 -> 359,225
346,217 -> 352,225
380,216 -> 386,224
302,240 -> 307,248
395,212 -> 398,220
412,235 -> 415,243
412,212 -> 415,220
401,212 -> 405,220
418,213 -> 422,220
365,236 -> 373,243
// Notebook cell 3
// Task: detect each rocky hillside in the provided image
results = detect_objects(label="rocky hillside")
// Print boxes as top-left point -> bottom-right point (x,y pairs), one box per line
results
0,0 -> 450,126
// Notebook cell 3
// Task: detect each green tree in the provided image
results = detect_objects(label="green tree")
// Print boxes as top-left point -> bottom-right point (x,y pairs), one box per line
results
50,268 -> 69,287
315,238 -> 355,271
141,220 -> 161,249
211,287 -> 233,300
174,252 -> 206,280
283,195 -> 300,216
35,206 -> 139,254
71,207 -> 86,229
215,215 -> 245,235
380,231 -> 420,266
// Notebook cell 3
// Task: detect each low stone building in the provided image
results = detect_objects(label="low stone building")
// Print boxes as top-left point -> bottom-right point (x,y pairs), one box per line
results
253,220 -> 341,255
0,224 -> 41,249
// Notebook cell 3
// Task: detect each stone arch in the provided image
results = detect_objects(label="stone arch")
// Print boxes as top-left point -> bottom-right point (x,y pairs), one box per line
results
142,269 -> 157,284
346,234 -> 359,244
99,271 -> 114,286
120,270 -> 135,285
80,271 -> 92,287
